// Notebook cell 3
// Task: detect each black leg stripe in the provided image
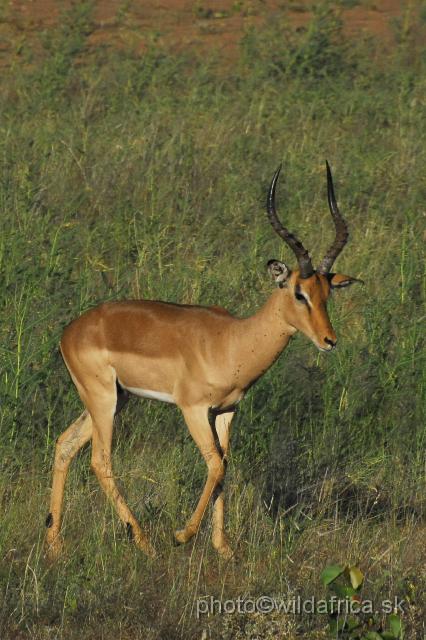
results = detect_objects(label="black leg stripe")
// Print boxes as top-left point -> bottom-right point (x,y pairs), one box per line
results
208,407 -> 224,458
208,405 -> 236,460
213,482 -> 224,502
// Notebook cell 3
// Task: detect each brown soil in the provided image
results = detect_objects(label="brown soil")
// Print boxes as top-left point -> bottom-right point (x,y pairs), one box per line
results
0,1 -> 419,67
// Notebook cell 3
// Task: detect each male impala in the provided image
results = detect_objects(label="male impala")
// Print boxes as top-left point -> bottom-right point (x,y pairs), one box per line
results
46,162 -> 361,560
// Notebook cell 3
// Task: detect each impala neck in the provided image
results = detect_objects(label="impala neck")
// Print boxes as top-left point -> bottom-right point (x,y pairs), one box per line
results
232,288 -> 296,387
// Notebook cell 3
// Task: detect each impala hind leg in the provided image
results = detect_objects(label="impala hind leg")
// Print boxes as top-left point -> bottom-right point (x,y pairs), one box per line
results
211,411 -> 234,559
45,410 -> 93,560
85,391 -> 156,558
174,406 -> 231,555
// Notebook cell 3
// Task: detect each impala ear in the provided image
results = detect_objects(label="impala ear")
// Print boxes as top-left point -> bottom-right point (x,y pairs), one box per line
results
327,273 -> 364,289
267,259 -> 291,287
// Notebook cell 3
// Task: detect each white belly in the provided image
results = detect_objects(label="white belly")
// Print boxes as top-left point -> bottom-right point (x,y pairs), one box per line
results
121,383 -> 175,404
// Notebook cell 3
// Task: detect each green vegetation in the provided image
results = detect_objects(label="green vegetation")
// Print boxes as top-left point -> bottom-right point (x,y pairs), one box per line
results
320,564 -> 403,638
0,2 -> 424,638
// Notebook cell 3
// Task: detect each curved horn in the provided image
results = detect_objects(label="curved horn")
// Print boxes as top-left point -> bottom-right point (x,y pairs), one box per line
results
317,161 -> 349,274
266,165 -> 314,279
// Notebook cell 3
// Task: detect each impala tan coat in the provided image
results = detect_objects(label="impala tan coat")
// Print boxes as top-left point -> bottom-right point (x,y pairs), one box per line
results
45,163 -> 361,560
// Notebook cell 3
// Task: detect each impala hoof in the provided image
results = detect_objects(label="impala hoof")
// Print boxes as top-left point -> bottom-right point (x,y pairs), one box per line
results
213,538 -> 234,560
134,536 -> 157,559
174,527 -> 196,545
217,544 -> 234,560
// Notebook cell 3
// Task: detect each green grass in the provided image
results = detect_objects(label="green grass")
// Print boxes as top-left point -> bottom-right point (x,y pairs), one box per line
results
0,2 -> 425,638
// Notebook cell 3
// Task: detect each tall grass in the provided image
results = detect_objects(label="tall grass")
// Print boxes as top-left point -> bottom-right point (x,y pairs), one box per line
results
0,3 -> 424,638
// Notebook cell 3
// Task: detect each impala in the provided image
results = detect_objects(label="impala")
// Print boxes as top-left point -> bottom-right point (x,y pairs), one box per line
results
46,162 -> 361,560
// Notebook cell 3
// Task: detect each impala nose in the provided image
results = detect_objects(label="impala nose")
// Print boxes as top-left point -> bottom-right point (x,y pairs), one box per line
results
324,337 -> 337,350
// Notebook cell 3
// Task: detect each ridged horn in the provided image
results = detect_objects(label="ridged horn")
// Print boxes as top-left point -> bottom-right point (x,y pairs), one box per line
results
266,165 -> 314,279
317,161 -> 349,274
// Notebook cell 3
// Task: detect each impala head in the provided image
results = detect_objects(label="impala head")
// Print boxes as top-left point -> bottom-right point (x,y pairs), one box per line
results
266,162 -> 362,352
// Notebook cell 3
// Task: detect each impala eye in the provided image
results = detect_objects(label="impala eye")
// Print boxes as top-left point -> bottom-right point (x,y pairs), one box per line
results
295,291 -> 307,304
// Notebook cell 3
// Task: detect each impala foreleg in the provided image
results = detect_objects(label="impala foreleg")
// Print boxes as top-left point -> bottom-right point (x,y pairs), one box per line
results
45,410 -> 92,559
211,411 -> 234,558
174,406 -> 230,553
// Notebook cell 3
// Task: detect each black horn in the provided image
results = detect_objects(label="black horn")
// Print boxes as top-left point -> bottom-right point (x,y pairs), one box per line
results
317,161 -> 349,274
266,165 -> 314,279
